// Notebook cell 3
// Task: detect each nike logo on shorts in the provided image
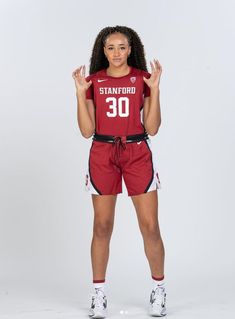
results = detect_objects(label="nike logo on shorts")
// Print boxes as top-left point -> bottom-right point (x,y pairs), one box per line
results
97,79 -> 108,82
137,141 -> 142,145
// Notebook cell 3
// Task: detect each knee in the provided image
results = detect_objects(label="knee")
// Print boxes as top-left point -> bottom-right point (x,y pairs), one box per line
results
140,223 -> 161,240
93,221 -> 113,239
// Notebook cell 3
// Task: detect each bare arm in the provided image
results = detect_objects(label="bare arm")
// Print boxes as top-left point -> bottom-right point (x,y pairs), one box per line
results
143,88 -> 161,136
72,65 -> 95,138
76,92 -> 95,138
143,59 -> 162,136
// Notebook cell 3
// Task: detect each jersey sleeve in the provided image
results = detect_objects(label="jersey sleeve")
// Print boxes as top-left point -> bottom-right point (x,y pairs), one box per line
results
85,75 -> 94,100
143,71 -> 151,97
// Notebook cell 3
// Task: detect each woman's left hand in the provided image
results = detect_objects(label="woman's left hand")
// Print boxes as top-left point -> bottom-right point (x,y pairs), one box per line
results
143,59 -> 162,89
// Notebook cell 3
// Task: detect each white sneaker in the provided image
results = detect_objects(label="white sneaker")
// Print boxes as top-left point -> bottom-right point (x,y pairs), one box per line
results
149,285 -> 167,317
88,288 -> 107,318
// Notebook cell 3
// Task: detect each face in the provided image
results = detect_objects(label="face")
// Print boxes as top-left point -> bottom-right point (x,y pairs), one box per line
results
103,32 -> 131,68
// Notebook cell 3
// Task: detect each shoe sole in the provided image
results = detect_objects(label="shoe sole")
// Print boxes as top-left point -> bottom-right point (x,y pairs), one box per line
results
149,307 -> 167,317
89,315 -> 106,319
88,310 -> 107,318
149,310 -> 167,317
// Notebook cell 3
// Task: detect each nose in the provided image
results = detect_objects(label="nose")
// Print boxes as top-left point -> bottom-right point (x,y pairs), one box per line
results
114,48 -> 120,56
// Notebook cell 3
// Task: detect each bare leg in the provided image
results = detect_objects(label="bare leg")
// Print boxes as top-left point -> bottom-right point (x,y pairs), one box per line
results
91,194 -> 117,280
131,190 -> 165,278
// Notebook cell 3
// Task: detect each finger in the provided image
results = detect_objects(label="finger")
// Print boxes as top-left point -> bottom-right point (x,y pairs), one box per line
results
72,66 -> 82,78
83,65 -> 86,77
156,59 -> 162,69
143,76 -> 148,83
76,65 -> 82,77
82,65 -> 85,77
153,60 -> 158,71
150,60 -> 155,72
153,60 -> 157,72
154,59 -> 162,72
76,66 -> 83,73
72,70 -> 79,79
154,59 -> 159,68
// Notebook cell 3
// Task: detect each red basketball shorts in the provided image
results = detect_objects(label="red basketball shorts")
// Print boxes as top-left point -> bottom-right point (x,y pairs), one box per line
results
85,138 -> 161,196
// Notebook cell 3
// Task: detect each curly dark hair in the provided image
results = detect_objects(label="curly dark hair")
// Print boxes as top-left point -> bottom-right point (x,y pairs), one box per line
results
89,25 -> 148,75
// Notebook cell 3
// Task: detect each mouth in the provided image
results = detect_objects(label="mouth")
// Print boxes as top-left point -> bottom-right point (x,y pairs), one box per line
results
113,58 -> 121,62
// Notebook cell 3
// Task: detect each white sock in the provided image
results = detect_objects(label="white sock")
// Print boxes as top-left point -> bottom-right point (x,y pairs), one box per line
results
152,277 -> 165,290
93,281 -> 105,294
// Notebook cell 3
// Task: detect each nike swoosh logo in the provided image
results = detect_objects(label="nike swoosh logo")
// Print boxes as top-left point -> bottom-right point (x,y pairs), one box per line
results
97,79 -> 108,82
137,141 -> 142,145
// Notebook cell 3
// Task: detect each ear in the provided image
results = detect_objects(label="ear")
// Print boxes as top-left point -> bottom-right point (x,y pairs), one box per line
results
103,46 -> 107,57
128,46 -> 131,56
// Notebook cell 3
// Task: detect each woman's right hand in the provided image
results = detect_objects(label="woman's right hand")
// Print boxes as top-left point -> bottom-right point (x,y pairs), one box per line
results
72,65 -> 92,94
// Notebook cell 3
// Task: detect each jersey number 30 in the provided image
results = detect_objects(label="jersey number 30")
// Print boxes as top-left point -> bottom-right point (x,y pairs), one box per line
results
106,97 -> 129,117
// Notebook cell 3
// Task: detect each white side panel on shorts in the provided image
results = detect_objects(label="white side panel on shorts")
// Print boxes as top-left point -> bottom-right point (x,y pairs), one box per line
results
146,139 -> 162,192
85,169 -> 99,195
140,108 -> 144,124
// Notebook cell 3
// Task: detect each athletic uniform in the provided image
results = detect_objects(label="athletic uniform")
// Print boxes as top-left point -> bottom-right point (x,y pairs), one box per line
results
84,66 -> 161,196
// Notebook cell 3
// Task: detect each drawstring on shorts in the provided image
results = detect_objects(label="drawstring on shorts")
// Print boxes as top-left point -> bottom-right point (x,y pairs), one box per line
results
113,136 -> 127,164
92,132 -> 149,166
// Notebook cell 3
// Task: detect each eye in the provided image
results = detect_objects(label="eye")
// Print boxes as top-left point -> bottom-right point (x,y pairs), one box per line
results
107,47 -> 113,50
120,47 -> 126,50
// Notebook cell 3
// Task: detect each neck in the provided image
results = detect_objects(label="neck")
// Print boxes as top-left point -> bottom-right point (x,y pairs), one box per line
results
106,64 -> 130,77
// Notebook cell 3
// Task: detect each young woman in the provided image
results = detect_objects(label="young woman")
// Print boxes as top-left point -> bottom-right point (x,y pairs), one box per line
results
72,25 -> 166,318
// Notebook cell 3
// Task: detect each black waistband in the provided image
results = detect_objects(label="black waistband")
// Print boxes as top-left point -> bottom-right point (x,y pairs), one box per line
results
93,132 -> 149,143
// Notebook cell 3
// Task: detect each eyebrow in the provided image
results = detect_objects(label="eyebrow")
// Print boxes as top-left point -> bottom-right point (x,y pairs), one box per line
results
106,44 -> 127,47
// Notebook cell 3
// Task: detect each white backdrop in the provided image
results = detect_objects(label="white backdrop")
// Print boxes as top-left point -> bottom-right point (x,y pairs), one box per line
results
0,0 -> 234,317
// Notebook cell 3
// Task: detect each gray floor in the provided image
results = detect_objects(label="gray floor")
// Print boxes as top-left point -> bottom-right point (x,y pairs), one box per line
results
0,276 -> 233,318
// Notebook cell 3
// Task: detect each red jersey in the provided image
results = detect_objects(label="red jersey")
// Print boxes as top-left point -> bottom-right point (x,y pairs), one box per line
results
85,66 -> 151,136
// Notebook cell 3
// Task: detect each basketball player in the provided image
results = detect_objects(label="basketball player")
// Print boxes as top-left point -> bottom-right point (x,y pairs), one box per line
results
72,25 -> 166,318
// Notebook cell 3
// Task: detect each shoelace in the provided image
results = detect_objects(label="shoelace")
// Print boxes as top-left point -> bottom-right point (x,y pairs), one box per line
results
92,290 -> 106,309
151,286 -> 165,305
112,136 -> 127,165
